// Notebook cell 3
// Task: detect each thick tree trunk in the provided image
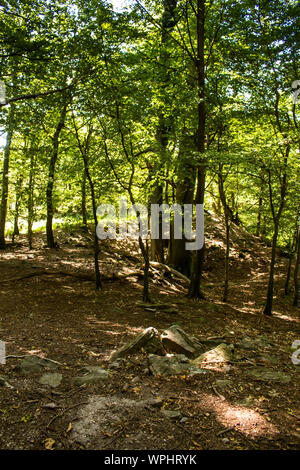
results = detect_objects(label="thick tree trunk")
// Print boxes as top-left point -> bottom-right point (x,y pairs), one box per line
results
188,0 -> 206,298
150,0 -> 178,263
0,104 -> 15,249
46,102 -> 68,248
167,148 -> 195,276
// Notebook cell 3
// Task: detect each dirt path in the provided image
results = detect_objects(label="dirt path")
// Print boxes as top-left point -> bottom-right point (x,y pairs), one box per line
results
0,227 -> 299,450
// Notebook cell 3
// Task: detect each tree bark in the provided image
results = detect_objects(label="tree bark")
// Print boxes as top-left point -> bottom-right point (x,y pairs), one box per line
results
46,101 -> 68,248
218,165 -> 230,302
150,0 -> 178,263
27,147 -> 35,250
293,222 -> 300,306
188,0 -> 206,298
0,104 -> 15,249
81,170 -> 88,232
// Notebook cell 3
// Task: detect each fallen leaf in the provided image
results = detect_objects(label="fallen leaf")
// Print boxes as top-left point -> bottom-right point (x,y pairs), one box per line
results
66,422 -> 72,433
44,438 -> 55,450
192,441 -> 203,450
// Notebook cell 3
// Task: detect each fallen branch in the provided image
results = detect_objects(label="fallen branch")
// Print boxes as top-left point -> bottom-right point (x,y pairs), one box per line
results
46,401 -> 88,429
149,261 -> 190,283
5,354 -> 63,365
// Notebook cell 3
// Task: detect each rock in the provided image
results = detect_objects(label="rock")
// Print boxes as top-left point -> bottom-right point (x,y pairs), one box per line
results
161,324 -> 203,358
192,343 -> 234,365
109,327 -> 163,361
238,336 -> 272,351
39,373 -> 63,387
149,354 -> 207,376
161,410 -> 181,420
15,355 -> 57,374
72,366 -> 110,385
247,367 -> 291,383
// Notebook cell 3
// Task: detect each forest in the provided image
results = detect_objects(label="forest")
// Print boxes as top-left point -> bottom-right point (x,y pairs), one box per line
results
0,0 -> 299,453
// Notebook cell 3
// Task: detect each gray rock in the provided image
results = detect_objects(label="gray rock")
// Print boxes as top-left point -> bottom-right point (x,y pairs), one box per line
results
15,355 -> 57,374
238,336 -> 272,351
72,366 -> 110,385
161,410 -> 181,419
110,327 -> 162,361
193,343 -> 234,365
39,373 -> 63,387
161,324 -> 203,358
247,367 -> 291,383
149,354 -> 207,376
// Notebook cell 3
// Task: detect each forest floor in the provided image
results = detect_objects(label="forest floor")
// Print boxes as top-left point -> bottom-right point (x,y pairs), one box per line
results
0,215 -> 299,450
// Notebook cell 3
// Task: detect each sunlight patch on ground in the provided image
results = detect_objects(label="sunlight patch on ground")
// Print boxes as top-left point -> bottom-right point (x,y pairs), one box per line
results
199,394 -> 278,437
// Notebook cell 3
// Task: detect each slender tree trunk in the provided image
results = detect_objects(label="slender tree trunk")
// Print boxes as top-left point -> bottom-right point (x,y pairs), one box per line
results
188,0 -> 206,298
285,252 -> 293,296
264,223 -> 279,316
46,102 -> 68,248
0,104 -> 15,249
83,158 -> 101,290
263,146 -> 289,316
256,179 -> 263,236
81,170 -> 88,232
12,176 -> 22,243
27,149 -> 35,250
293,223 -> 300,306
218,167 -> 230,302
73,119 -> 102,290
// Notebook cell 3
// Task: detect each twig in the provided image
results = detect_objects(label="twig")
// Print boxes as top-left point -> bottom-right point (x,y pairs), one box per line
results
46,401 -> 88,429
211,385 -> 226,401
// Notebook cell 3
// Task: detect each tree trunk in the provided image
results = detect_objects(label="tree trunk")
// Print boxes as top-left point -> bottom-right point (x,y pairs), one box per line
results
46,102 -> 68,248
188,0 -> 206,298
218,166 -> 230,302
81,170 -> 88,232
12,176 -> 22,243
150,0 -> 178,263
264,223 -> 279,316
263,146 -> 289,316
284,252 -> 293,296
0,104 -> 15,249
27,148 -> 35,250
167,157 -> 195,276
293,222 -> 300,306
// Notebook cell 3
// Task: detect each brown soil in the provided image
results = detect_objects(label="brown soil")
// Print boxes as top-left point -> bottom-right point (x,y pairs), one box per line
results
0,219 -> 299,450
